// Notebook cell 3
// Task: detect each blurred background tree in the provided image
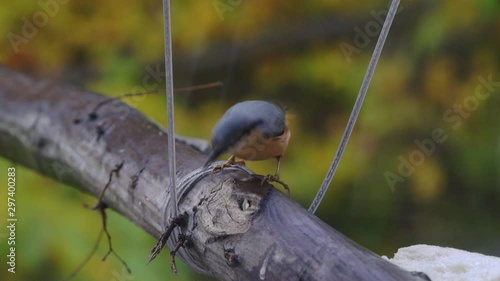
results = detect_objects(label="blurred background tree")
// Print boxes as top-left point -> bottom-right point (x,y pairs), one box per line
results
0,0 -> 498,280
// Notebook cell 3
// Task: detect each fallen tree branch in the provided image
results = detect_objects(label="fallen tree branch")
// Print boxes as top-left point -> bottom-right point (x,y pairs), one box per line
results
0,65 -> 430,281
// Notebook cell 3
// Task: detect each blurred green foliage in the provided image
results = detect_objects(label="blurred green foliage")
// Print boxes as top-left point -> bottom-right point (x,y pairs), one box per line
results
0,0 -> 499,280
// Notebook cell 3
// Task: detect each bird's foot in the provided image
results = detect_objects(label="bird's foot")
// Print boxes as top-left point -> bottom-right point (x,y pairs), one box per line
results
261,174 -> 290,197
211,158 -> 246,173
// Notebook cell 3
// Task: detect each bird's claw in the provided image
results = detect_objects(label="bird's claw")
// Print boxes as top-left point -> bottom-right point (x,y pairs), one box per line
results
211,162 -> 231,173
261,174 -> 290,197
211,158 -> 246,174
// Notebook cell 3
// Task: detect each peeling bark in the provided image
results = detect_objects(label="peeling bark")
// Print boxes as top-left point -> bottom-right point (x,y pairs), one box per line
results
0,65 -> 430,281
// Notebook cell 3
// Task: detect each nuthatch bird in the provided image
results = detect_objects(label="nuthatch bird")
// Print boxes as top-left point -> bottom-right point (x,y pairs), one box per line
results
204,100 -> 290,188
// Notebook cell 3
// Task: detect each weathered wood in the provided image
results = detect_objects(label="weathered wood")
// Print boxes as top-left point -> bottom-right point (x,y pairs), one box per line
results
0,65 -> 430,281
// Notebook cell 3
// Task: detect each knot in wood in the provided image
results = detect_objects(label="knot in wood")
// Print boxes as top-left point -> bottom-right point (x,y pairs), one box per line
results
198,178 -> 264,236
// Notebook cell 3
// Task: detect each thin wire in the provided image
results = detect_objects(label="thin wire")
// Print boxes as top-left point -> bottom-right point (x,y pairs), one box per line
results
308,0 -> 401,214
163,0 -> 178,219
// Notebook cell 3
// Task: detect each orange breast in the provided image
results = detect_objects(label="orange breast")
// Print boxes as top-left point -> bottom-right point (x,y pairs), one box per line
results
230,127 -> 290,161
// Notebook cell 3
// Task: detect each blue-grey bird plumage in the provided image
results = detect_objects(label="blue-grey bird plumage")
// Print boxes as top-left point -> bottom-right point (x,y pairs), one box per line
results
204,100 -> 287,167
